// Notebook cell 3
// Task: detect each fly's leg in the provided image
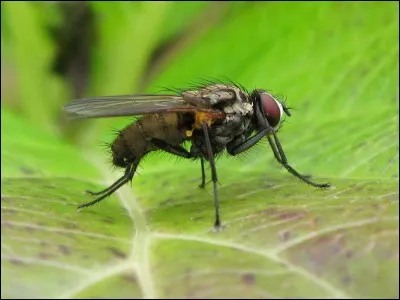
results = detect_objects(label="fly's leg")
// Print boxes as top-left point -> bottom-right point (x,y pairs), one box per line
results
150,138 -> 192,158
227,127 -> 270,155
78,162 -> 138,210
199,158 -> 206,189
151,138 -> 208,189
260,96 -> 328,188
227,127 -> 330,188
267,133 -> 330,188
153,137 -> 219,229
86,175 -> 126,196
82,139 -> 195,210
201,122 -> 221,230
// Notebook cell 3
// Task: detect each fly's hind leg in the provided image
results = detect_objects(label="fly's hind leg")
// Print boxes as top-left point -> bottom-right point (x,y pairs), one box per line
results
150,138 -> 207,189
150,138 -> 192,158
86,175 -> 126,196
78,162 -> 138,210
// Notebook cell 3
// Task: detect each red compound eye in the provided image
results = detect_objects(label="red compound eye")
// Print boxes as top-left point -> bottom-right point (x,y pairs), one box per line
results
260,93 -> 283,128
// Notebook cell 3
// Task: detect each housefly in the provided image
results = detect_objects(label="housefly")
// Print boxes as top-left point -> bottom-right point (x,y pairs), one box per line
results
63,80 -> 330,229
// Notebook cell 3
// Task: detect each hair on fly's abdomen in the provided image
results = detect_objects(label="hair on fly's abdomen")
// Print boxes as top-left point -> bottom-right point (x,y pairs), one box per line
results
110,113 -> 190,168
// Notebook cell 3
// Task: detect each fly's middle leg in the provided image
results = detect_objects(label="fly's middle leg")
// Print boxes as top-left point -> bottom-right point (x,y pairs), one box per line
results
201,122 -> 221,230
199,158 -> 206,189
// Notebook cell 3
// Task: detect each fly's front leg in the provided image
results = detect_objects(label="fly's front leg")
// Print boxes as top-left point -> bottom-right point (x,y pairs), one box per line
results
267,133 -> 330,188
227,128 -> 330,188
227,127 -> 271,155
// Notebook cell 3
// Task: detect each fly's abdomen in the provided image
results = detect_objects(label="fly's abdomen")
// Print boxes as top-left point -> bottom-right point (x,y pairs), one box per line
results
111,113 -> 188,167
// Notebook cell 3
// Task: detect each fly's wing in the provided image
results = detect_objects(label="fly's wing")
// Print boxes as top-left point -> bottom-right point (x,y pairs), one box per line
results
63,94 -> 211,119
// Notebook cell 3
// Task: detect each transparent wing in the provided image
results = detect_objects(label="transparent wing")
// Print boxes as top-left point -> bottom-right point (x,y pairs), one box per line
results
63,94 -> 199,118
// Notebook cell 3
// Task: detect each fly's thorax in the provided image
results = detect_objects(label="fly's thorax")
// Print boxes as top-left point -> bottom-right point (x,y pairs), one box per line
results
189,112 -> 253,160
185,111 -> 226,138
184,84 -> 253,132
223,101 -> 253,116
212,113 -> 253,144
199,84 -> 248,101
184,84 -> 252,110
187,84 -> 255,159
208,85 -> 253,116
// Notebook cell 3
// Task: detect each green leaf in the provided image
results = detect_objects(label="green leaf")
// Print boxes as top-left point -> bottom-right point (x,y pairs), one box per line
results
1,1 -> 398,299
1,109 -> 398,298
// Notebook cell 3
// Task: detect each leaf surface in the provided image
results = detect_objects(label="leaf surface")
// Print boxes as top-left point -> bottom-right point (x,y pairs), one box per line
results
1,2 -> 398,299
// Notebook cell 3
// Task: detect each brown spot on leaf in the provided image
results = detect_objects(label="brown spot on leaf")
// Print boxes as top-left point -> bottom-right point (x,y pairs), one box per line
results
263,183 -> 275,189
63,222 -> 78,230
2,207 -> 17,215
81,253 -> 91,260
123,273 -> 137,284
309,217 -> 320,230
25,225 -> 35,233
102,216 -> 115,224
1,196 -> 13,204
160,198 -> 174,206
345,250 -> 353,258
275,210 -> 306,220
356,142 -> 366,149
279,230 -> 291,242
58,244 -> 71,255
38,252 -> 54,260
79,209 -> 97,216
263,207 -> 278,215
20,167 -> 36,175
341,275 -> 352,285
298,235 -> 349,275
161,180 -> 170,188
40,240 -> 50,247
108,247 -> 127,259
1,221 -> 14,229
242,273 -> 255,285
9,257 -> 24,265
263,208 -> 307,221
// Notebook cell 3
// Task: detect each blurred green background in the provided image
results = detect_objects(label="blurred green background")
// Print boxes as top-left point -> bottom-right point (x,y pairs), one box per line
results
1,1 -> 399,299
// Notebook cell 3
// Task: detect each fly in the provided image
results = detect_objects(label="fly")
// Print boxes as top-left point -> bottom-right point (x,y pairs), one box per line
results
63,80 -> 330,230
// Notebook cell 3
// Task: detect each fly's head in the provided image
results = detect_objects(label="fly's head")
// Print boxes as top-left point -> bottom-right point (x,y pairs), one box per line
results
251,89 -> 291,131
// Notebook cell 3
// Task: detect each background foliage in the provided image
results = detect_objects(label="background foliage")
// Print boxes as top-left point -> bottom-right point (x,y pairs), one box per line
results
1,1 -> 399,298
